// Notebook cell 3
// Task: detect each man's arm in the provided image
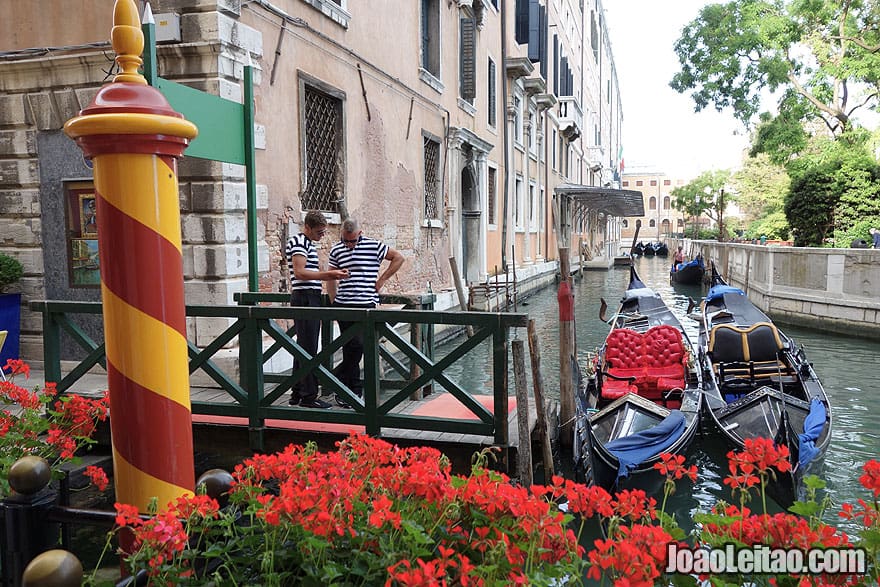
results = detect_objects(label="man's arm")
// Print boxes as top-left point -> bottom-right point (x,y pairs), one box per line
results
375,248 -> 404,292
291,254 -> 349,281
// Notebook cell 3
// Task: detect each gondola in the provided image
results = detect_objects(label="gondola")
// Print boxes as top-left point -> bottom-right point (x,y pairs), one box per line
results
642,242 -> 655,257
652,242 -> 669,257
574,266 -> 703,493
698,262 -> 831,509
670,254 -> 705,285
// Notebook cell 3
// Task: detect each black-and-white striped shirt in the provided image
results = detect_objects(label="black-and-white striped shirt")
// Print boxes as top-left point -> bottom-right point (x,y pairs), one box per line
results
285,233 -> 321,292
329,236 -> 389,305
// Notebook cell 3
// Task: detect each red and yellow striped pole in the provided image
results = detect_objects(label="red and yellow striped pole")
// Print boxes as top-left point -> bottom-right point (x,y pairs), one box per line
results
63,0 -> 198,513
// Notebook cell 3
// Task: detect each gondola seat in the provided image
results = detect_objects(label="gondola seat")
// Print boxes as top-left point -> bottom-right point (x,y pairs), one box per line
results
708,322 -> 792,399
643,325 -> 687,395
601,326 -> 687,403
601,328 -> 645,399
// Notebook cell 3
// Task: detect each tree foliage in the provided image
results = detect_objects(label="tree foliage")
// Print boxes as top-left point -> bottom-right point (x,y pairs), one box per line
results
670,0 -> 880,138
671,170 -> 733,238
731,153 -> 790,220
783,131 -> 880,246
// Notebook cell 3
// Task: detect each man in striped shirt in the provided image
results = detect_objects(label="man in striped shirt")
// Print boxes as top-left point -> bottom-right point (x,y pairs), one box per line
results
328,218 -> 404,406
285,210 -> 350,408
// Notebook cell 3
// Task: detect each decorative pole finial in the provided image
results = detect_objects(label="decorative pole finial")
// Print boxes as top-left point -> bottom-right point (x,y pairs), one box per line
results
111,0 -> 146,85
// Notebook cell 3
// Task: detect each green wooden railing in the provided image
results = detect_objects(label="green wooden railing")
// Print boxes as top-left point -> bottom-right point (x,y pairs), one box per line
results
30,297 -> 528,450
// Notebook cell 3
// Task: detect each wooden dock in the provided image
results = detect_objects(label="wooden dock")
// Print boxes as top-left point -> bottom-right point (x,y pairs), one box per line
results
15,367 -> 541,478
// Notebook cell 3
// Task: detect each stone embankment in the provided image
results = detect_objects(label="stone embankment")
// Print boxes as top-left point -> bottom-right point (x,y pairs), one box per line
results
672,239 -> 880,340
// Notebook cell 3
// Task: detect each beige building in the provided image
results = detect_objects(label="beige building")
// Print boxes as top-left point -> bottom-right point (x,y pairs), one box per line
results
620,166 -> 688,243
0,0 -> 624,362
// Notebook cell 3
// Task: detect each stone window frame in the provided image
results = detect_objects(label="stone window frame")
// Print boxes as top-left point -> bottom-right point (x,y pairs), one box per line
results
300,0 -> 351,28
422,130 -> 443,226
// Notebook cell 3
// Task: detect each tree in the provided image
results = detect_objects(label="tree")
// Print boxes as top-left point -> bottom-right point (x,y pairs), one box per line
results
784,164 -> 839,246
783,131 -> 880,246
671,170 -> 733,239
731,153 -> 790,221
670,0 -> 880,137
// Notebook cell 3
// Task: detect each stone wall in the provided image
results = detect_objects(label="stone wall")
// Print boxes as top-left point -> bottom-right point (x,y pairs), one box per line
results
673,239 -> 880,339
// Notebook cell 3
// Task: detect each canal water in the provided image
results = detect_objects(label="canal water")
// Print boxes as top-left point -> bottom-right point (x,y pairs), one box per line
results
438,255 -> 880,531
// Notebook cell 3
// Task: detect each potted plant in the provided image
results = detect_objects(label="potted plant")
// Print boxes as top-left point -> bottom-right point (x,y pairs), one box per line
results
0,252 -> 24,374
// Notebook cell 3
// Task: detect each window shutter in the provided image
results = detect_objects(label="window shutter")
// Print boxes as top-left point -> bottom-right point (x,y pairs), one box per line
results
538,4 -> 547,78
460,17 -> 476,101
515,0 -> 529,45
560,56 -> 568,95
528,0 -> 540,62
488,59 -> 496,126
552,35 -> 558,95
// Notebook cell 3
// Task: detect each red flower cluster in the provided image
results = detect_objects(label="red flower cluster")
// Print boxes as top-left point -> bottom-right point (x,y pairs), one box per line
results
110,433 -> 590,585
724,437 -> 792,492
0,362 -> 109,498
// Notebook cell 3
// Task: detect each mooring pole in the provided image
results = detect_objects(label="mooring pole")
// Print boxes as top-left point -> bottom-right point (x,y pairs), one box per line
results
557,249 -> 574,447
64,0 -> 198,513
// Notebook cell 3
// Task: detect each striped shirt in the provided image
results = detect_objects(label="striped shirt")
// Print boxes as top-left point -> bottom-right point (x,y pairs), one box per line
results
329,236 -> 389,305
285,233 -> 321,292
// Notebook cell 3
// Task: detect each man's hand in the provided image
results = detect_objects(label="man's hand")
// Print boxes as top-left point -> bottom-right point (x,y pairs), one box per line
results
330,268 -> 350,280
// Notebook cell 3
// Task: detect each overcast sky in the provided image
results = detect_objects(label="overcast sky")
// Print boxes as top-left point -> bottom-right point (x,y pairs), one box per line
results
603,0 -> 751,180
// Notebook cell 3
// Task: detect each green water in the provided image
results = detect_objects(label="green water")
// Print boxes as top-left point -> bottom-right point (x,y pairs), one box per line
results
438,255 -> 880,530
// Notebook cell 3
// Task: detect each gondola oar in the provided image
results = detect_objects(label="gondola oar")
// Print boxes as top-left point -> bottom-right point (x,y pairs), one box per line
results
599,298 -> 608,322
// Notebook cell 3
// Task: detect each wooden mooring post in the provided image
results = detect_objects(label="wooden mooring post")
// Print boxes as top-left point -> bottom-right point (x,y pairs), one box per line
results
527,319 -> 554,481
449,256 -> 474,337
512,339 -> 533,486
558,248 -> 575,448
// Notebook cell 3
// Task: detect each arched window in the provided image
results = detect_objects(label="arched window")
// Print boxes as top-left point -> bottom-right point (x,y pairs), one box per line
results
649,197 -> 657,210
677,219 -> 684,226
661,219 -> 670,234
622,219 -> 629,228
649,219 -> 656,228
663,196 -> 670,210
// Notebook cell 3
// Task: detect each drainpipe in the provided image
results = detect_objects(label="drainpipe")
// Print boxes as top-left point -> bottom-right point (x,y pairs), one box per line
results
500,0 -> 510,273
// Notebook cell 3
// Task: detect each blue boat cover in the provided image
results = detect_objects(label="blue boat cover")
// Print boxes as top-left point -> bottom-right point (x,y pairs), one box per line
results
675,257 -> 704,272
705,284 -> 746,304
605,410 -> 687,479
798,398 -> 827,468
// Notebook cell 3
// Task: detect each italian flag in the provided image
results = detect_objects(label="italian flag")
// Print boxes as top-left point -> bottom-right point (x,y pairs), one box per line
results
618,145 -> 624,173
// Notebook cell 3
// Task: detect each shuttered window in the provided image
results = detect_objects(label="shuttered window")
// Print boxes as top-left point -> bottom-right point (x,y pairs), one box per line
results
515,0 -> 529,44
421,0 -> 440,77
488,58 -> 497,127
487,167 -> 497,225
460,17 -> 476,103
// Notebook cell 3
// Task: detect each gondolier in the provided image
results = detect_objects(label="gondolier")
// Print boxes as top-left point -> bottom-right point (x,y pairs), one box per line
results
327,217 -> 405,407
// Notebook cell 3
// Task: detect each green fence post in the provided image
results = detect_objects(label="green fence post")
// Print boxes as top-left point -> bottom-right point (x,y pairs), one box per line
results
492,318 -> 509,448
239,310 -> 265,450
363,311 -> 380,436
42,305 -> 62,387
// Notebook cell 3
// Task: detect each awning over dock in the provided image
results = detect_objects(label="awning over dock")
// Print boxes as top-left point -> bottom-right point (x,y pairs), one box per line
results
554,184 -> 645,217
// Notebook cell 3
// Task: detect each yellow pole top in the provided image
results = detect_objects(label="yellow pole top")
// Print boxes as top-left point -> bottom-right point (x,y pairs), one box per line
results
111,0 -> 146,85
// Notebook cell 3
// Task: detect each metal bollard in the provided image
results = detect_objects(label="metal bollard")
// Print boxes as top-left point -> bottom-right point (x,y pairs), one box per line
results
0,457 -> 60,587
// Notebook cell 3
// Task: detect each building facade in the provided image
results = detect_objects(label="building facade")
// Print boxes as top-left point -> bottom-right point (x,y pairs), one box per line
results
620,166 -> 687,242
0,0 -> 624,363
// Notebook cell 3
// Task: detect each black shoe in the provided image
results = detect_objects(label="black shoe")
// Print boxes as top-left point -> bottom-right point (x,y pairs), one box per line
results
335,394 -> 353,408
299,398 -> 332,409
288,395 -> 300,406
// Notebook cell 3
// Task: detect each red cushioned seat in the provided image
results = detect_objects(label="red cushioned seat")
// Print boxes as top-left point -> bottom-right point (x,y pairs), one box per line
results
643,325 -> 686,395
601,328 -> 643,400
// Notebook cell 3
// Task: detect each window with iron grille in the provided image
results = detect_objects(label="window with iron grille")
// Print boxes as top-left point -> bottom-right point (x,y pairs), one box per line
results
487,166 -> 497,225
423,136 -> 441,220
301,82 -> 344,213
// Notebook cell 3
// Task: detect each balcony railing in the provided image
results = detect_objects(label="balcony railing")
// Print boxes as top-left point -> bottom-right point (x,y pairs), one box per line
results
557,96 -> 583,136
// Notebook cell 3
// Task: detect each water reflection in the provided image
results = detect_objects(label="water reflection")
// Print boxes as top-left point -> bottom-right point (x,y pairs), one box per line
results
436,255 -> 880,526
